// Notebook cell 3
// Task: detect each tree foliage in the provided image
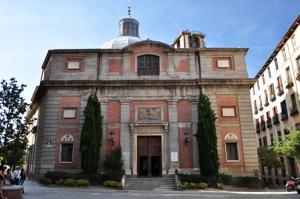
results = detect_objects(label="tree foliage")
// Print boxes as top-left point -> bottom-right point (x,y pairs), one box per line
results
196,89 -> 219,176
103,147 -> 123,180
80,92 -> 103,173
0,78 -> 31,166
257,147 -> 282,168
274,128 -> 300,161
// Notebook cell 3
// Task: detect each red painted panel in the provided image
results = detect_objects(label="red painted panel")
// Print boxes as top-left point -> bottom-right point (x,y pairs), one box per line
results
108,59 -> 123,72
179,127 -> 194,168
219,126 -> 244,168
55,128 -> 80,169
107,101 -> 121,123
216,95 -> 240,123
177,100 -> 191,123
106,128 -> 120,154
59,96 -> 81,124
176,58 -> 189,72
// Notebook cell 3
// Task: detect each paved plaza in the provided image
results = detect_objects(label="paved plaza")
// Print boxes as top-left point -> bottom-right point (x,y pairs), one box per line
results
20,181 -> 299,199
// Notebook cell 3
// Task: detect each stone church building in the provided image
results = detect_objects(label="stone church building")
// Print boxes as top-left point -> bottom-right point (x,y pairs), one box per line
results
27,12 -> 258,177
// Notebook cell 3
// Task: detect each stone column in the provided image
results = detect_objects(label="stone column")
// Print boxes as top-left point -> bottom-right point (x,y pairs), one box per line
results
190,99 -> 199,170
99,99 -> 108,167
120,100 -> 131,174
168,99 -> 179,174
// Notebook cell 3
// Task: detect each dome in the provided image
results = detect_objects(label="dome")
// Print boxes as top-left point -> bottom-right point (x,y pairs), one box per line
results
100,36 -> 142,49
100,8 -> 142,49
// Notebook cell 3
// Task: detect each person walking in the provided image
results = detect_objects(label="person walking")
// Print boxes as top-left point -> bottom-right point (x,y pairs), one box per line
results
20,168 -> 26,193
12,166 -> 21,185
0,166 -> 8,199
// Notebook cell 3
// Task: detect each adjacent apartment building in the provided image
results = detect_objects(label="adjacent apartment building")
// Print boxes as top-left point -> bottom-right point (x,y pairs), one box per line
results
26,11 -> 258,177
250,15 -> 300,186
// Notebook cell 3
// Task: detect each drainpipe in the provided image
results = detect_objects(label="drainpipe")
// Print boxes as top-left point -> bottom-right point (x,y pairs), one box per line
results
96,51 -> 102,94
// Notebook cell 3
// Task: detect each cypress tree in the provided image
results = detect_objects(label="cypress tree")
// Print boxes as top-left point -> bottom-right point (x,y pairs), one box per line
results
196,89 -> 219,176
80,92 -> 103,173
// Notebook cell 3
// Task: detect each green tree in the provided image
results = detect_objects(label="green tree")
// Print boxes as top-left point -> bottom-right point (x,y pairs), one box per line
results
196,89 -> 219,176
80,92 -> 103,173
103,147 -> 123,181
257,147 -> 282,169
274,128 -> 300,160
0,78 -> 31,166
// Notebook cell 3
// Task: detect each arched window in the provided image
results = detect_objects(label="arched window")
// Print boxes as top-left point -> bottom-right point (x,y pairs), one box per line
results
60,134 -> 74,163
137,55 -> 159,76
224,133 -> 239,161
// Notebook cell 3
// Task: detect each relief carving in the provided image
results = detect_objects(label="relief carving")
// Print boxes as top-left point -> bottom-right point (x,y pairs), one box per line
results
137,107 -> 161,121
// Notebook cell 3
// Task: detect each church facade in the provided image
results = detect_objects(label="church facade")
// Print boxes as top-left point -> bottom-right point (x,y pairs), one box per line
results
27,13 -> 258,177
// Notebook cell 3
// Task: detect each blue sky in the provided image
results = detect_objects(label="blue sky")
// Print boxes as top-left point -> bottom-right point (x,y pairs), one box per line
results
0,0 -> 299,102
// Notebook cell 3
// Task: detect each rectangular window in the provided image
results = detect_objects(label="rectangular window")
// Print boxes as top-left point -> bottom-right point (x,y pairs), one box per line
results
61,143 -> 73,162
252,87 -> 255,95
282,47 -> 287,61
263,136 -> 267,146
270,133 -> 274,145
277,76 -> 284,95
137,55 -> 160,76
291,93 -> 297,109
264,90 -> 269,106
274,58 -> 278,70
286,67 -> 292,83
280,157 -> 286,177
296,56 -> 300,69
281,100 -> 288,121
267,67 -> 271,78
259,138 -> 262,147
291,35 -> 296,51
257,80 -> 260,90
221,107 -> 236,117
269,84 -> 275,101
259,96 -> 263,110
63,108 -> 77,119
277,131 -> 282,142
253,100 -> 258,113
262,74 -> 265,84
225,143 -> 239,161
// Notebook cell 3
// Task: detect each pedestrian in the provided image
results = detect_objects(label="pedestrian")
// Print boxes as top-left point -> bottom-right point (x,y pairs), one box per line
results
20,168 -> 26,186
12,166 -> 21,185
5,169 -> 12,185
20,168 -> 26,193
0,166 -> 8,199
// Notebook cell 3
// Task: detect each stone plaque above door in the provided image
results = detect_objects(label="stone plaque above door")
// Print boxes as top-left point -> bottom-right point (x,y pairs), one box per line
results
137,107 -> 162,121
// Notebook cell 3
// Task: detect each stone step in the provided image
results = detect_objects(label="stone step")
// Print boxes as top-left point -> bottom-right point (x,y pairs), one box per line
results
125,176 -> 176,191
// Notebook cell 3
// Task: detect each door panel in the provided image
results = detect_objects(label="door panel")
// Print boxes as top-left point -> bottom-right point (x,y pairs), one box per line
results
137,136 -> 161,176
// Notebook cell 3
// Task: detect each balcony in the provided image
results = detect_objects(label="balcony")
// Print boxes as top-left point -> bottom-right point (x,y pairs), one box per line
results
261,121 -> 266,131
272,115 -> 279,125
259,106 -> 263,111
264,101 -> 269,107
277,89 -> 284,96
254,109 -> 258,114
270,94 -> 276,102
266,119 -> 272,128
281,112 -> 289,121
290,106 -> 299,116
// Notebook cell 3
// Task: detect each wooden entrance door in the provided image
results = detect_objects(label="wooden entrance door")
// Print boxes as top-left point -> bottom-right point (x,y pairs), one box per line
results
137,136 -> 161,177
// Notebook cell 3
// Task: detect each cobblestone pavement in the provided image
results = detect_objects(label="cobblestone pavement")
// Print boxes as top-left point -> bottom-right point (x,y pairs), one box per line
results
21,181 -> 299,199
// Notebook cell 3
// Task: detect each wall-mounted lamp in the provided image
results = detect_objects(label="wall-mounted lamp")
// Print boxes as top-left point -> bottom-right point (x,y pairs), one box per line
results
108,131 -> 115,146
184,129 -> 190,145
